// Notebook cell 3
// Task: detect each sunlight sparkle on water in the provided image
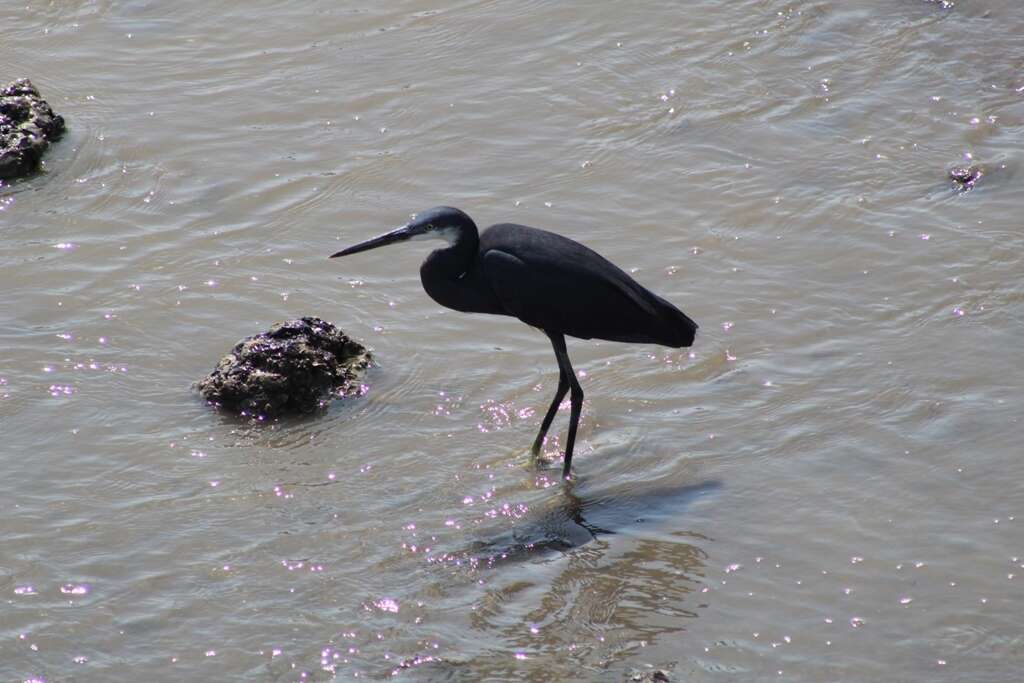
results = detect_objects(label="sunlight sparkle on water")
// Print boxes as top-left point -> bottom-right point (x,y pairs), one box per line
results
373,598 -> 400,613
60,584 -> 90,595
49,384 -> 74,397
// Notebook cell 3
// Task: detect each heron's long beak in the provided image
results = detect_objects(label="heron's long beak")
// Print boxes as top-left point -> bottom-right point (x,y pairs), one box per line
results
329,223 -> 419,258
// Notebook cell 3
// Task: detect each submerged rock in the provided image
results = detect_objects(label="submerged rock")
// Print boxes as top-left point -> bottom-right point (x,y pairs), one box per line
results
197,317 -> 371,418
628,669 -> 671,682
948,164 -> 983,191
0,79 -> 66,181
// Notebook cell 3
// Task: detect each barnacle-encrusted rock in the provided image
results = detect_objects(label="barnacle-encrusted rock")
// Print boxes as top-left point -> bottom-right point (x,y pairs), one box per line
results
197,317 -> 371,418
627,669 -> 671,683
948,164 -> 983,191
0,79 -> 65,181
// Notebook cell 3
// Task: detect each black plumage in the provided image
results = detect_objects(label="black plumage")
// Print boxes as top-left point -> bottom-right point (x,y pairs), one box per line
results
331,206 -> 697,479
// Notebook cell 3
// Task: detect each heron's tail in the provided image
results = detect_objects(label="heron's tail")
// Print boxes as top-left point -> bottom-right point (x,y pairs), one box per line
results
656,297 -> 698,348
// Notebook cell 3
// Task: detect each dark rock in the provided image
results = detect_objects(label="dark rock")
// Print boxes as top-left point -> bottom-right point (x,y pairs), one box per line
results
0,97 -> 32,120
197,317 -> 371,418
949,164 -> 983,191
0,78 -> 66,181
628,669 -> 671,682
1,79 -> 43,97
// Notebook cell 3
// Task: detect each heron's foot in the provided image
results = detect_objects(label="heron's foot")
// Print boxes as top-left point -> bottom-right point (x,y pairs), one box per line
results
529,436 -> 544,461
527,445 -> 564,475
528,450 -> 554,470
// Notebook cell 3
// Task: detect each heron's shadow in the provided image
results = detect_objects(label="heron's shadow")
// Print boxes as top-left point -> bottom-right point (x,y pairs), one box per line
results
457,477 -> 721,565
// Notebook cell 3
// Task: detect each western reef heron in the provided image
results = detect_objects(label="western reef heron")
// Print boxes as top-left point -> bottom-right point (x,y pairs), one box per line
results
330,206 -> 697,479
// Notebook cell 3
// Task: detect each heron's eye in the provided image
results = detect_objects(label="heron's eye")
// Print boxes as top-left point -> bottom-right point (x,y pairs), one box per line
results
427,224 -> 435,231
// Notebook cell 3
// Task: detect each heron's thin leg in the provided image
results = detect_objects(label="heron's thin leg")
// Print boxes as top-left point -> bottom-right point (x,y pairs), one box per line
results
530,362 -> 569,458
546,332 -> 584,480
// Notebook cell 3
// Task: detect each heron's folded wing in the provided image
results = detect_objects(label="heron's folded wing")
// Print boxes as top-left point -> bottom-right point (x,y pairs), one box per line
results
482,248 -> 658,341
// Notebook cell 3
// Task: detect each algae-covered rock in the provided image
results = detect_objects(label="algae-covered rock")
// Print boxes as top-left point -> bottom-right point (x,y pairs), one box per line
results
197,317 -> 371,418
628,669 -> 671,683
0,79 -> 65,181
948,164 -> 983,191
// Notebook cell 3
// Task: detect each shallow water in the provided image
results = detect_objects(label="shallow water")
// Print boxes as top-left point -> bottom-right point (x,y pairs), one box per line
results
2,0 -> 1023,681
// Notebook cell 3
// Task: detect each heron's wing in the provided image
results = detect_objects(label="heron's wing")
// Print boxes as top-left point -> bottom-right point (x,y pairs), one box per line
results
482,247 -> 661,342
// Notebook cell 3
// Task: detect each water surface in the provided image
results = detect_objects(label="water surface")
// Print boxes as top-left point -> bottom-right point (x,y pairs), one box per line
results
2,0 -> 1023,680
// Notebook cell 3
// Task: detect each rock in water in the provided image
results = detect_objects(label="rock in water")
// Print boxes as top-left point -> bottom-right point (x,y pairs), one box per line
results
0,79 -> 66,181
197,317 -> 371,418
948,164 -> 983,191
627,669 -> 671,683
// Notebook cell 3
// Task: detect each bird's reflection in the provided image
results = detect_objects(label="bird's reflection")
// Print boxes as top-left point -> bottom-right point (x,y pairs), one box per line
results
391,476 -> 719,681
450,478 -> 720,567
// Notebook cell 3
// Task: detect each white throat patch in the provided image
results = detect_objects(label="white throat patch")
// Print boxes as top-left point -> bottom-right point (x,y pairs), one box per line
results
410,226 -> 460,245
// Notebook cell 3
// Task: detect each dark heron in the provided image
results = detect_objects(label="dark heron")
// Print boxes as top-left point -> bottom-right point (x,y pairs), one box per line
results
330,207 -> 697,479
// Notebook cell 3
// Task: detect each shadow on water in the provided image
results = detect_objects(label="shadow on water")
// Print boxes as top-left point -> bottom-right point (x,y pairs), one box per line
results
439,477 -> 720,570
384,477 -> 721,681
266,476 -> 718,681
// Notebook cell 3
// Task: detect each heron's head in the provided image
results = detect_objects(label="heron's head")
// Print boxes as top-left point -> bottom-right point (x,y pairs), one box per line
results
330,206 -> 476,258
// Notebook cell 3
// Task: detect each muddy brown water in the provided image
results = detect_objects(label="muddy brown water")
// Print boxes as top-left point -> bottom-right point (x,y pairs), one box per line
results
2,1 -> 1023,681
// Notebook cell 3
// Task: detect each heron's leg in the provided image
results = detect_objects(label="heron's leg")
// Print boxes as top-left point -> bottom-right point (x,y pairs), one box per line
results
530,359 -> 569,458
546,332 -> 584,480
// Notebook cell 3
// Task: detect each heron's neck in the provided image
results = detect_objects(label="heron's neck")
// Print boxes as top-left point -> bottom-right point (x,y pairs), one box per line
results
420,224 -> 483,312
422,224 -> 479,280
